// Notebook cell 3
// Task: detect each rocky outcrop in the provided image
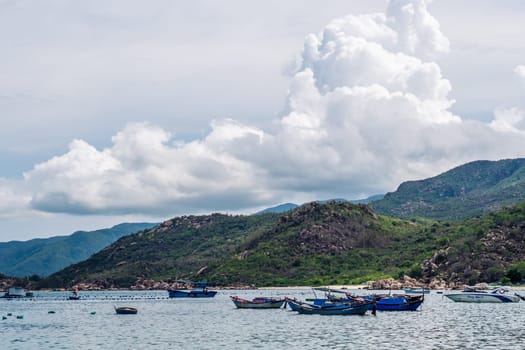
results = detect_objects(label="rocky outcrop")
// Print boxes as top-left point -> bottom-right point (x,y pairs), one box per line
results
366,276 -> 449,290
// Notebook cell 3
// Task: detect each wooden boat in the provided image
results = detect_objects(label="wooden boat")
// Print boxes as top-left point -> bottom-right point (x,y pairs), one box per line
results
230,296 -> 286,309
115,306 -> 138,314
445,287 -> 520,303
285,298 -> 372,315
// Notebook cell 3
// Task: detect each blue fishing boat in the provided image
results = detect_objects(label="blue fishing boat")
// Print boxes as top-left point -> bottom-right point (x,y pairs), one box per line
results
285,298 -> 372,315
167,280 -> 217,298
370,294 -> 424,311
311,287 -> 424,311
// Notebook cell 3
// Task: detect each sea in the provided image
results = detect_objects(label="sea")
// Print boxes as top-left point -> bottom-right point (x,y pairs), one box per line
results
1,289 -> 524,349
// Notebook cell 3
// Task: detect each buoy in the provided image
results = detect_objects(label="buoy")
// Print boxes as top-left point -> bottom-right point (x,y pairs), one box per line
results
16,315 -> 23,319
90,311 -> 96,315
7,313 -> 12,316
2,316 -> 6,320
48,311 -> 56,314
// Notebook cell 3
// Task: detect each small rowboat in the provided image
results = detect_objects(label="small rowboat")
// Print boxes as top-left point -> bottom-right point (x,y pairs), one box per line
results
115,306 -> 138,315
230,296 -> 286,309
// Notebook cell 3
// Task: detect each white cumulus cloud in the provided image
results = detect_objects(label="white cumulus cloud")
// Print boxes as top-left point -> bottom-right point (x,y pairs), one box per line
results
12,0 -> 525,217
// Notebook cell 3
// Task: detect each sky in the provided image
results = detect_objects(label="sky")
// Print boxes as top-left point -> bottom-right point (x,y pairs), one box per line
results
1,0 -> 525,242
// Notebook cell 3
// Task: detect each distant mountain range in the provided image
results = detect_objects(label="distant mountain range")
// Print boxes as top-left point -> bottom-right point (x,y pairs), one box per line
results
370,158 -> 525,220
256,195 -> 385,214
0,223 -> 157,277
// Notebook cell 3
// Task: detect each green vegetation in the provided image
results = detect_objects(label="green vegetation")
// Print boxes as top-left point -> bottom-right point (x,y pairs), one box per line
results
36,200 -> 525,289
506,261 -> 525,284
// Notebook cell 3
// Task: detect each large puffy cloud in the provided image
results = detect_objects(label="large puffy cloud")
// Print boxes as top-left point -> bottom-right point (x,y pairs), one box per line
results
25,122 -> 270,215
15,0 -> 525,217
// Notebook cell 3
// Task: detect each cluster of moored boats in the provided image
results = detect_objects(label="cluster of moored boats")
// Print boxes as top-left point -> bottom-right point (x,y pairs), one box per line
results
230,287 -> 425,315
8,282 -> 523,317
170,284 -> 523,316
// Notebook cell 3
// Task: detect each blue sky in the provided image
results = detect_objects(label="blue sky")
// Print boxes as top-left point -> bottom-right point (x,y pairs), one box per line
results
1,0 -> 525,241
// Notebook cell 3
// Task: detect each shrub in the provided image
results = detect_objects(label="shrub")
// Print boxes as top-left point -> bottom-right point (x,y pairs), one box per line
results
506,261 -> 525,284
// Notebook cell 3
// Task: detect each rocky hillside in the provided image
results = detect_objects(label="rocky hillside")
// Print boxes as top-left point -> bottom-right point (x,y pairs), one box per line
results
38,200 -> 525,289
41,202 -> 435,288
205,201 -> 431,286
371,158 -> 525,220
420,201 -> 525,285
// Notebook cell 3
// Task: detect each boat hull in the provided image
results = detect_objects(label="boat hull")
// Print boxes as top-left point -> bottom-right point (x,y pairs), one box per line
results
168,289 -> 217,298
374,295 -> 424,311
231,297 -> 285,309
115,307 -> 138,314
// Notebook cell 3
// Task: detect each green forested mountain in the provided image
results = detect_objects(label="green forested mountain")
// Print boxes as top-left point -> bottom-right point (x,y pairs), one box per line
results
42,213 -> 280,288
41,200 -> 525,289
371,158 -> 525,220
0,223 -> 157,277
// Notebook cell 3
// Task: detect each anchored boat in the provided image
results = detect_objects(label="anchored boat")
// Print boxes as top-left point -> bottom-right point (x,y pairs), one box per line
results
230,296 -> 286,309
311,287 -> 424,311
285,297 -> 372,315
115,306 -> 138,314
167,280 -> 217,298
445,287 -> 520,303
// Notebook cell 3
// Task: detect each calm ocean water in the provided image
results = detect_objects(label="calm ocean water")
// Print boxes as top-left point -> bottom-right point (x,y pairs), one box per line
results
1,289 -> 524,349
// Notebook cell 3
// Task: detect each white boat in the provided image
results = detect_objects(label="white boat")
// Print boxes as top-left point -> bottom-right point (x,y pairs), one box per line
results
445,287 -> 520,303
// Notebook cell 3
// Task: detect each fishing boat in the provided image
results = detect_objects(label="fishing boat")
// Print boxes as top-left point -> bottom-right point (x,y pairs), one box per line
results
371,294 -> 424,311
285,298 -> 372,315
1,287 -> 28,298
404,288 -> 430,294
230,296 -> 286,309
68,287 -> 80,300
115,306 -> 138,314
167,280 -> 217,298
445,287 -> 520,303
311,287 -> 424,311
